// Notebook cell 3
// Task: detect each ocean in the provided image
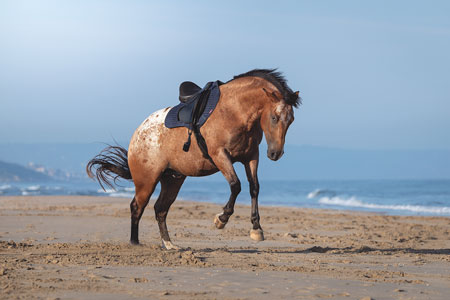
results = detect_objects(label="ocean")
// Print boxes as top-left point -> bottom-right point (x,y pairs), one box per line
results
1,179 -> 449,216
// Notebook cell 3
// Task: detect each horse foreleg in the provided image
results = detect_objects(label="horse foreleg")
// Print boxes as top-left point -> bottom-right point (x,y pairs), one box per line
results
154,172 -> 186,250
213,149 -> 241,229
244,155 -> 264,241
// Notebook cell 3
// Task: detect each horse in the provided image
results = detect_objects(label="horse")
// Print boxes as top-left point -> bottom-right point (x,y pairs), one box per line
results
87,69 -> 300,250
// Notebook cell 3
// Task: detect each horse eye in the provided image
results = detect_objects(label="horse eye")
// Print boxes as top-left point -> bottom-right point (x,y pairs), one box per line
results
271,115 -> 278,123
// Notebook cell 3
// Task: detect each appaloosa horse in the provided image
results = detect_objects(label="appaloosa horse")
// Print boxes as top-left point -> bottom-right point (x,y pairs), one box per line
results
87,69 -> 300,249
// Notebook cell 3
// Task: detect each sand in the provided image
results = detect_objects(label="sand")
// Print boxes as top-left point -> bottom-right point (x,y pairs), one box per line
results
0,195 -> 449,299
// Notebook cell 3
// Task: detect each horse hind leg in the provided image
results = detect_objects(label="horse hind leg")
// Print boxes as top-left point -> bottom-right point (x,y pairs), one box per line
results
130,178 -> 159,245
154,170 -> 186,250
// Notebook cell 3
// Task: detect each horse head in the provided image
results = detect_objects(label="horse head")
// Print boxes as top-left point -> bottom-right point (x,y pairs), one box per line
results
260,88 -> 299,161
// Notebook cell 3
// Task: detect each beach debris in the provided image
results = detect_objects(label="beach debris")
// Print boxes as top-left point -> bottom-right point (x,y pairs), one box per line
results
283,232 -> 298,238
307,246 -> 332,253
356,246 -> 373,253
130,277 -> 148,283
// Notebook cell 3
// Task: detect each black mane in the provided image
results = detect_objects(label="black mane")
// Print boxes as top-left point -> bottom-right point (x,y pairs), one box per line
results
232,68 -> 301,107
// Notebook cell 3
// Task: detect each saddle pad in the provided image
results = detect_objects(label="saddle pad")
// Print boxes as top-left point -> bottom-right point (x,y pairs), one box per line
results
164,81 -> 221,129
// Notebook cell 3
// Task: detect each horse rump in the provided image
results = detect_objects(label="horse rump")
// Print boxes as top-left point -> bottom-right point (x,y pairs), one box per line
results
86,145 -> 132,190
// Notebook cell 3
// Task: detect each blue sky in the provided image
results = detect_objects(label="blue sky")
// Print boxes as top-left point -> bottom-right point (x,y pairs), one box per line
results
1,0 -> 449,150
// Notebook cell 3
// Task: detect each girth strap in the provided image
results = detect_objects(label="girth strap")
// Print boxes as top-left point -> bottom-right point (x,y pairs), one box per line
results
182,82 -> 216,166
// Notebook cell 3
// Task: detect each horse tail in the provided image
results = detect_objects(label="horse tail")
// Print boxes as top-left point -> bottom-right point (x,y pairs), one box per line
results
86,145 -> 132,190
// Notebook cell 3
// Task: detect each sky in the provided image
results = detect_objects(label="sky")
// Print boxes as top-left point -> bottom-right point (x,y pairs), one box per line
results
1,0 -> 450,150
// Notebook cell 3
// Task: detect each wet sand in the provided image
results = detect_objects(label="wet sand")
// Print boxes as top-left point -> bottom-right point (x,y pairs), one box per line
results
1,195 -> 449,299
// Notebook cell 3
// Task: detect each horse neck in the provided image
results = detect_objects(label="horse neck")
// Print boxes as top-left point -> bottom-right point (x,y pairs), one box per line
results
221,80 -> 269,128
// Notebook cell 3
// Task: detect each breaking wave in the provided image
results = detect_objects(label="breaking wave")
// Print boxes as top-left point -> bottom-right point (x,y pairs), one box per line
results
318,196 -> 450,215
97,188 -> 134,198
307,189 -> 336,199
0,184 -> 11,190
0,184 -> 11,195
25,185 -> 40,191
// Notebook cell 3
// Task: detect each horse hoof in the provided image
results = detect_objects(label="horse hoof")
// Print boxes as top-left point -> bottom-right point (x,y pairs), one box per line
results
130,239 -> 140,246
162,240 -> 181,250
214,213 -> 226,229
250,229 -> 264,241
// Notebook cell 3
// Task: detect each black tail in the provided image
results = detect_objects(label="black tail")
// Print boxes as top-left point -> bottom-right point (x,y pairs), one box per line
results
86,145 -> 132,190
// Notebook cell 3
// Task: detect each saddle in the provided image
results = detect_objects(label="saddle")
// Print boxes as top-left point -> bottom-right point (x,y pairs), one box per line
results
178,80 -> 223,103
179,81 -> 202,103
164,80 -> 222,162
177,81 -> 213,125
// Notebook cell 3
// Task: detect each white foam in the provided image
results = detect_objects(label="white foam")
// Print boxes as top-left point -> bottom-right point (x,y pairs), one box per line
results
124,187 -> 135,192
97,188 -> 115,194
318,196 -> 450,215
307,189 -> 321,199
109,192 -> 134,198
0,184 -> 11,190
26,185 -> 40,191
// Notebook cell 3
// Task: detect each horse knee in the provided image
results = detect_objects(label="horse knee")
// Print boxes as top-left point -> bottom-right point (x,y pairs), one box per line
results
249,182 -> 259,198
230,179 -> 241,196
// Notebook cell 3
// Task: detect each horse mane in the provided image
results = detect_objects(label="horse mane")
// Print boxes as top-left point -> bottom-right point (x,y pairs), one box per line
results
231,68 -> 301,107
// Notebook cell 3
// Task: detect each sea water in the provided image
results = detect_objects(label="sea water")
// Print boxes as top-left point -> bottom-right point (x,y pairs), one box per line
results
1,179 -> 449,216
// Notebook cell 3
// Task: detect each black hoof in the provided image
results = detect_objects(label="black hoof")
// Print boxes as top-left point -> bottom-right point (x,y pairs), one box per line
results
130,239 -> 140,245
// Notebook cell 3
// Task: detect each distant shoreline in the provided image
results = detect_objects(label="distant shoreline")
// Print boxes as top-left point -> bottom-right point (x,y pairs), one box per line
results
2,179 -> 450,217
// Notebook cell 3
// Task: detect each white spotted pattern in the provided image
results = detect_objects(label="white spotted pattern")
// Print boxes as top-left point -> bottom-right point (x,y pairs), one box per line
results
137,107 -> 171,149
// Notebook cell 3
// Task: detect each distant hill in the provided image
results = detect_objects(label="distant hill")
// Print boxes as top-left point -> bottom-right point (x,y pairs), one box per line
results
0,143 -> 105,175
0,160 -> 53,182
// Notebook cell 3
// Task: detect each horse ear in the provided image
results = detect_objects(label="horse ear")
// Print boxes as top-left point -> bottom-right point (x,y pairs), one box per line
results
262,88 -> 281,102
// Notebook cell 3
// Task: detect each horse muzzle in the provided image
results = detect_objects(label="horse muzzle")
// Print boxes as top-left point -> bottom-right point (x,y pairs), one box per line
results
267,148 -> 284,161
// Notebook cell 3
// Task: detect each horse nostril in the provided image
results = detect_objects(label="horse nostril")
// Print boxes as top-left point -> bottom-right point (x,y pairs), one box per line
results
270,152 -> 276,159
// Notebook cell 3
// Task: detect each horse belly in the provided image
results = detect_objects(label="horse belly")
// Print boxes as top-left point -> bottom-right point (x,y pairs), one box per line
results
167,149 -> 219,177
172,163 -> 219,177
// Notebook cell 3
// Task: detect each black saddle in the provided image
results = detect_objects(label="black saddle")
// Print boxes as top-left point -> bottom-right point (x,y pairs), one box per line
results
165,81 -> 221,159
177,81 -> 213,124
179,81 -> 202,103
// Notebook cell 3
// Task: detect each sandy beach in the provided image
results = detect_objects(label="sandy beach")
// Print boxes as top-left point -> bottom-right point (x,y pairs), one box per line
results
0,195 -> 449,299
